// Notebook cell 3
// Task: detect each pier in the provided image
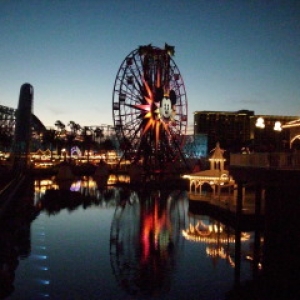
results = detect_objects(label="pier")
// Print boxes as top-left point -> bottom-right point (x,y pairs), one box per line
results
230,153 -> 300,298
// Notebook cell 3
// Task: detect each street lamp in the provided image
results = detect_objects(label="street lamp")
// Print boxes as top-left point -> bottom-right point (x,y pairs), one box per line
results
274,121 -> 282,132
255,117 -> 265,151
274,121 -> 282,151
255,117 -> 265,129
61,148 -> 66,161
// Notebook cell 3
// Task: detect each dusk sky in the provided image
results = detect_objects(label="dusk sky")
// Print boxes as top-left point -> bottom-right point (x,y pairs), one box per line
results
0,0 -> 299,128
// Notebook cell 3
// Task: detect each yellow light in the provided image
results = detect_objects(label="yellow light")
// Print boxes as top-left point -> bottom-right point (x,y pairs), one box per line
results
274,121 -> 282,131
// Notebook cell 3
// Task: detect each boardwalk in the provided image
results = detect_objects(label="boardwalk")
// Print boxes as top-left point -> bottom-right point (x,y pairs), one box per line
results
188,189 -> 260,215
230,152 -> 300,169
188,190 -> 263,231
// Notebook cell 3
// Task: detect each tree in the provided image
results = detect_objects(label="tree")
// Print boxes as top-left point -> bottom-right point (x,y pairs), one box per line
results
67,121 -> 81,159
94,127 -> 104,146
81,126 -> 93,163
54,120 -> 65,131
42,128 -> 56,159
54,121 -> 66,155
102,138 -> 115,151
0,132 -> 13,152
68,121 -> 81,136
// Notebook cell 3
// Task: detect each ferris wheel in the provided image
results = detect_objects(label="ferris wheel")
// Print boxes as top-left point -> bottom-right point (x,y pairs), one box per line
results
112,44 -> 188,170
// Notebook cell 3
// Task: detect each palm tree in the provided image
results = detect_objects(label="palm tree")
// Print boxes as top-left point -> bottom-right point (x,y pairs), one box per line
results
81,126 -> 93,163
68,121 -> 81,137
54,120 -> 65,131
54,120 -> 66,156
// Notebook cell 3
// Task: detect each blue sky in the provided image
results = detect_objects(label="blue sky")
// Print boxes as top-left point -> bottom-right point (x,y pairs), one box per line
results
0,0 -> 299,128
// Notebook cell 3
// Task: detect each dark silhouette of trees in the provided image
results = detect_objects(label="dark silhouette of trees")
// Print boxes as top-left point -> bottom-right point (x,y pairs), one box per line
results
42,128 -> 56,159
94,127 -> 104,146
81,126 -> 93,162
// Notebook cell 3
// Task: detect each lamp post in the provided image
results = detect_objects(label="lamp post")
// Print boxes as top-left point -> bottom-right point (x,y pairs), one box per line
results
61,148 -> 66,161
274,121 -> 282,151
82,126 -> 92,163
255,117 -> 265,152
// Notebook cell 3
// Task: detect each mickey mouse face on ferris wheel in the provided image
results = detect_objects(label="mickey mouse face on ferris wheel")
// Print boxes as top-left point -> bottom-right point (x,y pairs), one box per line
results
155,88 -> 177,120
160,97 -> 173,119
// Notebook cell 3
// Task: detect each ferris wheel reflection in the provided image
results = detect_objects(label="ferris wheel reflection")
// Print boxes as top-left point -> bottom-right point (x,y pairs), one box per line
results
110,188 -> 188,297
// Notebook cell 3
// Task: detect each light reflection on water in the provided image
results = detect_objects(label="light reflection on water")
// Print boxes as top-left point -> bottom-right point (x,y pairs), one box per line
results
1,177 -> 257,300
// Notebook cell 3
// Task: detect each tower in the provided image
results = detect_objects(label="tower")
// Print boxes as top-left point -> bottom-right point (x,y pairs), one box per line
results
12,83 -> 33,172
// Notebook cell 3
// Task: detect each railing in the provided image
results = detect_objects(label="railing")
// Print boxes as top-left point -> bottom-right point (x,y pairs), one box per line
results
230,152 -> 300,169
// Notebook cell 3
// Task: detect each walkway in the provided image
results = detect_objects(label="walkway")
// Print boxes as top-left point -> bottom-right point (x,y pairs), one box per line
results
230,152 -> 300,169
189,189 -> 258,215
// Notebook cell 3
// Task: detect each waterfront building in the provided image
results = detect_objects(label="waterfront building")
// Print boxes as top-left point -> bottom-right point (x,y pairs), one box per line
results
194,110 -> 298,153
253,114 -> 298,152
194,110 -> 255,152
282,118 -> 300,149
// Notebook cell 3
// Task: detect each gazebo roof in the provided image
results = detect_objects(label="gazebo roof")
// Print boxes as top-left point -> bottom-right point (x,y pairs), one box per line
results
209,142 -> 225,161
191,169 -> 229,178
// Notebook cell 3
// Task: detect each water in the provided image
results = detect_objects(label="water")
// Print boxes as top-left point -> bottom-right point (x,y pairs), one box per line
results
1,177 -> 256,300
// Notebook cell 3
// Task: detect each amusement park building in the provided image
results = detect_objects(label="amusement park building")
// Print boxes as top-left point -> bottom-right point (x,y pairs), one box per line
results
194,110 -> 298,152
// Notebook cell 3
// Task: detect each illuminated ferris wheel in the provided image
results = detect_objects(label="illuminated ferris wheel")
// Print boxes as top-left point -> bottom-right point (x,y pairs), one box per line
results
112,44 -> 188,170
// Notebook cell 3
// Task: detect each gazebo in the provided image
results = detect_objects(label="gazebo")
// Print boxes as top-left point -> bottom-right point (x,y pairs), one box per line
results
183,143 -> 235,200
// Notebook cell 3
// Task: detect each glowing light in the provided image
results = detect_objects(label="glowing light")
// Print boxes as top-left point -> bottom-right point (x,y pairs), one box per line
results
258,263 -> 262,269
274,121 -> 282,131
34,246 -> 47,250
38,293 -> 50,298
31,254 -> 48,260
70,180 -> 81,192
255,117 -> 265,129
36,266 -> 49,271
140,198 -> 170,263
37,279 -> 50,285
132,78 -> 169,146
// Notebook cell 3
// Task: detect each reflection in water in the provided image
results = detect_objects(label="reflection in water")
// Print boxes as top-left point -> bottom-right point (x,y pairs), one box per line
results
34,176 -> 121,214
110,189 -> 188,297
182,217 -> 252,268
0,179 -> 37,298
34,177 -> 191,297
34,174 -> 130,207
1,176 -> 268,299
0,176 -> 125,298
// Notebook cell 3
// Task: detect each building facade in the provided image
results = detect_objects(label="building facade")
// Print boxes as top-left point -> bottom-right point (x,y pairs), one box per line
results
282,119 -> 300,149
194,110 -> 298,153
